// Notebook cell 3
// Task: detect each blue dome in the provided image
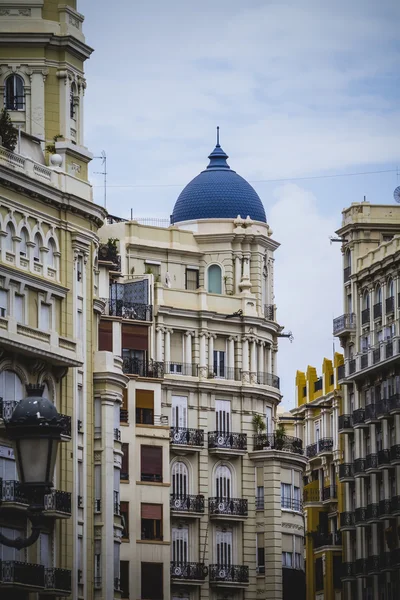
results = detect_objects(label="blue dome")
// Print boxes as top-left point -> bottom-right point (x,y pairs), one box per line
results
170,135 -> 266,224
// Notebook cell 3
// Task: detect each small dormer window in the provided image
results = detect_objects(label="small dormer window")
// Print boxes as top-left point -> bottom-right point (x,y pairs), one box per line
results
5,74 -> 24,110
208,264 -> 222,294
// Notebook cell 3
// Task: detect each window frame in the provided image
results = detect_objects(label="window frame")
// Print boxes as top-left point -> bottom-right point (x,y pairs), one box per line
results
185,267 -> 199,291
207,263 -> 222,294
141,503 -> 163,541
5,74 -> 24,111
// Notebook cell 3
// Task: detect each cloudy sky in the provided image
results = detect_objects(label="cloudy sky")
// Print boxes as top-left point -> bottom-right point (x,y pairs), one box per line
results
80,0 -> 400,408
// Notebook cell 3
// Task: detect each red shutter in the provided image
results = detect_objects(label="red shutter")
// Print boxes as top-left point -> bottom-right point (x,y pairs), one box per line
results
121,443 -> 129,477
122,324 -> 148,351
99,320 -> 113,352
141,445 -> 162,477
141,503 -> 162,520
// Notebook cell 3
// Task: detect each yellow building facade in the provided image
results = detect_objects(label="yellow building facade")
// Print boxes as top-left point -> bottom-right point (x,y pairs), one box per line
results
291,354 -> 344,600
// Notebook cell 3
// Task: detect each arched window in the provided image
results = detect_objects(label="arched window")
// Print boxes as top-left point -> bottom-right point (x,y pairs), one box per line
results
47,238 -> 56,268
20,228 -> 29,257
362,290 -> 370,310
171,461 -> 188,497
5,74 -> 24,110
345,249 -> 351,269
34,233 -> 42,263
208,264 -> 222,294
387,280 -> 394,299
0,370 -> 23,403
215,464 -> 231,499
70,83 -> 76,119
375,286 -> 382,304
5,223 -> 15,253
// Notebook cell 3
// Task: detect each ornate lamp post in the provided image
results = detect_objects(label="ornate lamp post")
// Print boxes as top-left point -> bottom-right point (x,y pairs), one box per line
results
0,384 -> 64,549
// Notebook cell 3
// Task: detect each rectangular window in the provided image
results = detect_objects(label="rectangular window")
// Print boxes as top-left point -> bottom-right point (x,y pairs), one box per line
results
141,504 -> 163,541
216,530 -> 232,566
136,390 -> 154,425
0,527 -> 23,561
141,562 -> 163,600
172,527 -> 188,562
282,552 -> 293,567
121,387 -> 128,423
256,486 -> 264,510
294,553 -> 302,569
185,268 -> 199,290
265,406 -> 273,435
40,303 -> 51,330
215,399 -> 230,433
14,294 -> 23,322
120,501 -> 129,540
171,395 -> 187,429
121,443 -> 129,481
315,557 -> 323,590
0,289 -> 7,318
213,350 -> 226,378
314,421 -> 320,443
293,486 -> 301,511
120,560 -> 129,599
281,483 -> 292,509
145,263 -> 160,279
122,323 -> 148,352
256,532 -> 265,574
140,445 -> 162,482
99,320 -> 113,352
94,465 -> 101,512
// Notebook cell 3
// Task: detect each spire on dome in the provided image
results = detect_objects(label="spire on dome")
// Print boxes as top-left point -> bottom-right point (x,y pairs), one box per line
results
207,126 -> 230,170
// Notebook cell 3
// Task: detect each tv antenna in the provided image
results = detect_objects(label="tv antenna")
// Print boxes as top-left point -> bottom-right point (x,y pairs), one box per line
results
94,150 -> 107,208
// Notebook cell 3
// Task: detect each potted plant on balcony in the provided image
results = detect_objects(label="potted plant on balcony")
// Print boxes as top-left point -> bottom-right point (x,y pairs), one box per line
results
252,414 -> 268,448
275,422 -> 286,450
0,109 -> 17,151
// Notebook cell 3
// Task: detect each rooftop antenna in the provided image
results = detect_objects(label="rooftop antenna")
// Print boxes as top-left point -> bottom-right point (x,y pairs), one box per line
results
216,125 -> 220,147
94,150 -> 107,208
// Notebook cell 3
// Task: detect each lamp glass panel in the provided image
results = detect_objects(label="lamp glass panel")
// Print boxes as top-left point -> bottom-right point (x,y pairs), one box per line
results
17,438 -> 58,485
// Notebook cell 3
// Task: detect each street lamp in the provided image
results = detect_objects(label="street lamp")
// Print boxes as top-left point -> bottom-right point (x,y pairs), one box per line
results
0,384 -> 64,549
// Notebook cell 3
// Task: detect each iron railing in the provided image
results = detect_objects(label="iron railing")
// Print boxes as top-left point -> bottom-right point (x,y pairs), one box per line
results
390,444 -> 400,462
122,358 -> 164,378
44,568 -> 72,593
391,496 -> 400,514
306,438 -> 333,458
281,497 -> 302,512
373,303 -> 382,320
207,367 -> 241,381
170,562 -> 207,581
256,372 -> 280,388
1,561 -> 45,587
338,414 -> 353,430
386,296 -> 395,313
208,431 -> 247,451
340,512 -> 355,527
337,364 -> 345,380
0,399 -> 71,438
354,507 -> 367,524
388,393 -> 400,412
352,408 -> 365,425
101,298 -> 152,321
165,362 -> 198,377
333,313 -> 355,335
343,266 -> 351,283
339,463 -> 354,479
341,562 -> 354,579
349,359 -> 356,374
209,564 -> 249,584
264,304 -> 275,320
365,404 -> 377,420
170,427 -> 204,447
378,449 -> 390,465
372,347 -> 381,364
379,499 -> 391,517
255,496 -> 264,510
1,479 -> 28,504
354,458 -> 366,476
253,433 -> 303,454
380,552 -> 394,571
376,399 -> 390,418
360,353 -> 368,369
114,491 -> 120,516
312,531 -> 341,549
361,308 -> 370,325
355,559 -> 367,577
44,490 -> 72,515
365,454 -> 378,470
366,503 -> 379,521
209,497 -> 248,517
322,486 -> 337,501
170,494 -> 205,513
114,428 -> 121,441
306,443 -> 317,458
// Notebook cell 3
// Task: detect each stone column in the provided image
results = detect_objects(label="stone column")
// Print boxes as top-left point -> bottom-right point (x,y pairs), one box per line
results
266,345 -> 272,374
234,254 -> 242,294
164,328 -> 172,365
156,326 -> 164,362
242,337 -> 250,383
228,336 -> 235,378
208,334 -> 215,374
239,254 -> 252,293
199,332 -> 208,378
258,342 -> 265,377
250,338 -> 257,384
185,331 -> 193,366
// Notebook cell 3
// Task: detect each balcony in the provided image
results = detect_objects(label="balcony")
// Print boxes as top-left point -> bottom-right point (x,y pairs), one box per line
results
114,428 -> 121,441
390,444 -> 400,464
341,562 -> 355,580
338,364 -> 345,381
360,353 -> 368,369
322,486 -> 337,502
349,358 -> 356,374
354,507 -> 367,525
303,488 -> 321,504
339,463 -> 354,481
256,372 -> 280,388
378,449 -> 390,467
209,497 -> 248,520
170,494 -> 204,515
165,362 -> 198,377
306,438 -> 333,458
352,408 -> 366,427
207,366 -> 241,381
43,568 -> 72,595
281,497 -> 303,512
379,499 -> 392,519
373,302 -> 382,320
365,403 -> 378,422
390,495 -> 400,516
333,313 -> 355,336
366,556 -> 380,576
365,453 -> 378,472
386,296 -> 395,314
312,531 -> 341,549
0,479 -> 28,507
343,266 -> 351,283
388,393 -> 400,414
209,564 -> 249,587
361,308 -> 370,325
380,552 -> 394,572
44,490 -> 72,518
122,358 -> 164,379
170,562 -> 207,583
170,427 -> 204,450
253,433 -> 303,454
101,298 -> 152,321
340,512 -> 355,529
392,548 -> 400,568
366,503 -> 379,523
355,558 -> 367,577
0,560 -> 45,590
120,408 -> 128,423
264,304 -> 275,320
376,399 -> 390,419
354,458 -> 366,477
338,414 -> 353,431
208,431 -> 247,455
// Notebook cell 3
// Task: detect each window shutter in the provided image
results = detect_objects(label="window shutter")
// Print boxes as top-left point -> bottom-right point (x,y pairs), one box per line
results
99,321 -> 113,352
122,324 -> 148,351
136,390 -> 154,409
141,446 -> 162,477
141,503 -> 162,520
121,443 -> 129,477
256,467 -> 263,487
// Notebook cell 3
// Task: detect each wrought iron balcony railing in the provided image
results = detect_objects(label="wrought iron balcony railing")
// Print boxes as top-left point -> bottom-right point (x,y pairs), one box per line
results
380,552 -> 394,571
388,393 -> 400,413
207,366 -> 241,381
0,399 -> 71,438
264,304 -> 275,320
376,399 -> 390,418
355,507 -> 367,524
170,427 -> 204,447
170,494 -> 204,513
333,313 -> 355,335
361,308 -> 370,325
337,364 -> 345,380
253,433 -> 303,454
120,408 -> 128,423
391,496 -> 400,514
170,561 -> 207,581
366,503 -> 379,521
352,408 -> 365,425
209,564 -> 249,584
312,531 -> 341,549
340,512 -> 355,528
343,266 -> 351,283
306,438 -> 333,458
379,499 -> 391,518
390,444 -> 400,462
365,404 -> 378,421
306,443 -> 317,458
355,559 -> 367,577
114,428 -> 121,441
44,490 -> 72,515
354,458 -> 366,476
339,463 -> 354,479
208,431 -> 247,451
349,359 -> 356,374
0,560 -> 45,587
165,362 -> 198,377
378,449 -> 390,465
341,562 -> 354,579
101,298 -> 153,321
322,486 -> 337,501
1,479 -> 28,504
373,303 -> 382,320
44,568 -> 72,594
122,358 -> 164,378
281,497 -> 303,512
365,454 -> 378,470
386,296 -> 395,313
209,497 -> 248,517
256,372 -> 280,388
338,414 -> 353,430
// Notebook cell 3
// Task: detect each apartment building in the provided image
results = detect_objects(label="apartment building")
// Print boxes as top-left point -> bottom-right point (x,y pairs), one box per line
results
292,355 -> 344,600
0,1 -> 105,597
96,138 -> 307,600
334,202 -> 400,600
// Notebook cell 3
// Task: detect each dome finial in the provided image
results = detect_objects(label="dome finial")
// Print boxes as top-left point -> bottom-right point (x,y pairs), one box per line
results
216,126 -> 220,147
